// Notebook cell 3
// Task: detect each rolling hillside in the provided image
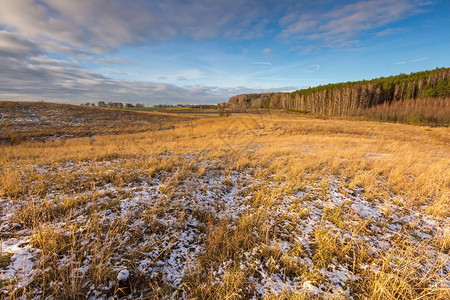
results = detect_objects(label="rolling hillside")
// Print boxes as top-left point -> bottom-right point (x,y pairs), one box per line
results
0,101 -> 193,144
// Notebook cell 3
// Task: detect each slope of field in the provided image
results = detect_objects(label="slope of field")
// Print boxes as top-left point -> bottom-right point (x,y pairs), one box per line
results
0,101 -> 193,144
0,109 -> 449,299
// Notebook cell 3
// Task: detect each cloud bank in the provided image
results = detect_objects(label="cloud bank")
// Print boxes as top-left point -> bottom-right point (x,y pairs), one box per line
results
0,0 -> 431,104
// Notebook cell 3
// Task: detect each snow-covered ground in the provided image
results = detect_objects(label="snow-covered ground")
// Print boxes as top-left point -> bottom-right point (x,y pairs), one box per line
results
1,156 -> 448,299
0,102 -> 185,143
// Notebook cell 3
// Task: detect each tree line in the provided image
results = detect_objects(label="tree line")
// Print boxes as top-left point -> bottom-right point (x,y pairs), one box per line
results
81,101 -> 145,108
225,68 -> 449,124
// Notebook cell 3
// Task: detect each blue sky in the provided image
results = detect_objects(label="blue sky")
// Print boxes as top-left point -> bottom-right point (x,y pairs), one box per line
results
0,0 -> 449,105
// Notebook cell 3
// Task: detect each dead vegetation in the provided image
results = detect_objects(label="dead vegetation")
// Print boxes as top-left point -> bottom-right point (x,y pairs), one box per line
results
0,101 -> 193,144
362,98 -> 450,125
0,104 -> 449,299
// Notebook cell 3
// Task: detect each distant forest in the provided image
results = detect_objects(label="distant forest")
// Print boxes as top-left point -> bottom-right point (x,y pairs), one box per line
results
225,68 -> 449,125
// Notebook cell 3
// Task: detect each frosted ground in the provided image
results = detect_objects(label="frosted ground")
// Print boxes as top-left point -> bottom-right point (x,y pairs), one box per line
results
0,102 -> 187,144
1,154 -> 448,299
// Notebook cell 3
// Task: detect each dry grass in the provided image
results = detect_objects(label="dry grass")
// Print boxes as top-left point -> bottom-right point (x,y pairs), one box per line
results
362,98 -> 450,125
0,101 -> 193,144
0,104 -> 449,299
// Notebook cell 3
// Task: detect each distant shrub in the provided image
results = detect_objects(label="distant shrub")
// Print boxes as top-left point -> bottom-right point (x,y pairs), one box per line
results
218,109 -> 230,117
285,109 -> 309,114
407,112 -> 424,125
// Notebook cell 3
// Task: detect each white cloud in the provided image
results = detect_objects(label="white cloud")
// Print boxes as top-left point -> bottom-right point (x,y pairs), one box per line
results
375,28 -> 405,37
176,75 -> 190,81
412,57 -> 431,62
263,48 -> 272,54
253,62 -> 272,65
0,30 -> 40,57
0,0 -> 283,56
0,0 -> 157,53
303,64 -> 320,73
393,57 -> 431,65
93,57 -> 136,65
280,0 -> 430,46
280,15 -> 319,37
110,71 -> 129,76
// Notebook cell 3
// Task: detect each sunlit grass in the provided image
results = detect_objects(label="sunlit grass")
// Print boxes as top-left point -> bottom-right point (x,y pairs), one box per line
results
0,107 -> 448,299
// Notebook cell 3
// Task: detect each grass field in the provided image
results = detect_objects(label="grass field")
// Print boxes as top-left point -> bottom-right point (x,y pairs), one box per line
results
0,102 -> 194,144
0,103 -> 449,299
119,107 -> 193,112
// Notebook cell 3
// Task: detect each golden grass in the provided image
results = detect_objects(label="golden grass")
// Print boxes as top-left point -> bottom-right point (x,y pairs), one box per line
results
0,109 -> 449,299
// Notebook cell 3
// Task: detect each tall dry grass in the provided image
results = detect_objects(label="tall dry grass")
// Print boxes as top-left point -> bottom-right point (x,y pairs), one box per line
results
1,110 -> 449,299
362,98 -> 449,125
